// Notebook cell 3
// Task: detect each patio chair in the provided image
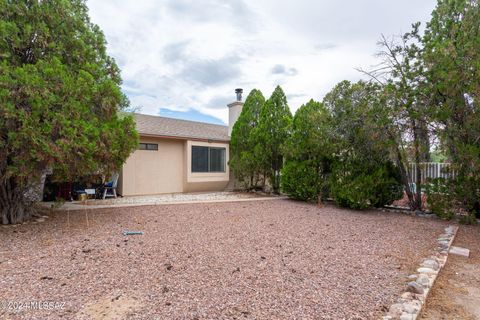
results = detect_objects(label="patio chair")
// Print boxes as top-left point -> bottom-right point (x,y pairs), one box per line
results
102,173 -> 119,199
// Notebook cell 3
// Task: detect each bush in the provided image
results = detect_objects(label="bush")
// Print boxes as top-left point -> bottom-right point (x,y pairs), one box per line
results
280,99 -> 332,202
426,178 -> 456,220
459,214 -> 477,225
281,160 -> 328,201
330,161 -> 403,210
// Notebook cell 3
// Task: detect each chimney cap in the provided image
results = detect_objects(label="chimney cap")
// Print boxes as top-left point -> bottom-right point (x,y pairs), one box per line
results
235,88 -> 243,101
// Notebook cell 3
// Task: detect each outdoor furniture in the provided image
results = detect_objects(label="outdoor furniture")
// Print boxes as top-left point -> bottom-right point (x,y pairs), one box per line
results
85,188 -> 96,199
103,173 -> 119,199
77,192 -> 88,202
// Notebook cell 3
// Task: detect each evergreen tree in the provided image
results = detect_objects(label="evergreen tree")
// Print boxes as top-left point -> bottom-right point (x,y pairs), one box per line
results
423,0 -> 480,215
323,81 -> 403,209
255,85 -> 292,193
359,23 -> 433,210
0,0 -> 138,224
229,89 -> 265,189
281,99 -> 333,201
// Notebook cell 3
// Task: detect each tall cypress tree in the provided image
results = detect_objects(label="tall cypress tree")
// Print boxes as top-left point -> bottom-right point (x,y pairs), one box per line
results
281,99 -> 333,201
255,85 -> 292,193
230,89 -> 265,189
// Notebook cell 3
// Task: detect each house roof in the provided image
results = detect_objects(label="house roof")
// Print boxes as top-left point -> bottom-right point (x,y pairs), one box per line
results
133,113 -> 229,142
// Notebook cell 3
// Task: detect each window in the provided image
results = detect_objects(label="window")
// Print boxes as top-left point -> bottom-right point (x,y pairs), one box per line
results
209,147 -> 225,172
191,146 -> 226,173
139,143 -> 158,151
192,146 -> 209,172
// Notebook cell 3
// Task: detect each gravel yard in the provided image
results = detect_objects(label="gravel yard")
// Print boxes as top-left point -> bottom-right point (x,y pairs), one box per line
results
0,199 -> 448,319
79,192 -> 262,206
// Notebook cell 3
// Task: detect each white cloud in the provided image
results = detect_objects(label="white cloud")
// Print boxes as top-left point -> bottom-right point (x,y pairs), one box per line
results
87,0 -> 437,123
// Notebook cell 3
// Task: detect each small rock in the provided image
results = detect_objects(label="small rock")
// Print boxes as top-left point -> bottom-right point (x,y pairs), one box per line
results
445,226 -> 455,234
421,259 -> 439,271
400,313 -> 414,320
417,267 -> 436,274
388,303 -> 404,318
111,294 -> 121,301
407,282 -> 424,294
400,292 -> 414,300
403,302 -> 419,314
415,210 -> 425,216
417,274 -> 431,287
407,274 -> 418,280
36,218 -> 45,223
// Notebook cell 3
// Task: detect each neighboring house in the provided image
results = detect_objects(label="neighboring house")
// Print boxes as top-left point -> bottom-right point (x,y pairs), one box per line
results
118,89 -> 244,196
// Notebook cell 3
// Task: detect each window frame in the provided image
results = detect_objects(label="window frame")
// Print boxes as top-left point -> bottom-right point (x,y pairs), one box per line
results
191,146 -> 226,173
139,143 -> 158,151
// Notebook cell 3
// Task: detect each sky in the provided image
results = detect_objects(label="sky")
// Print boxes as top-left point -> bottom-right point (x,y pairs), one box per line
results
86,0 -> 438,125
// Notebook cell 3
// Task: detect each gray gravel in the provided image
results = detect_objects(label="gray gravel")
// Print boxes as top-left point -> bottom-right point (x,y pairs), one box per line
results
0,200 -> 447,319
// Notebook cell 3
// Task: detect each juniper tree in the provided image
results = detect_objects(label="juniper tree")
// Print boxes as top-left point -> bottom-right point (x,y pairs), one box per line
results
255,85 -> 292,193
358,23 -> 432,210
323,81 -> 403,209
281,99 -> 333,202
229,89 -> 265,189
0,0 -> 138,224
423,0 -> 480,215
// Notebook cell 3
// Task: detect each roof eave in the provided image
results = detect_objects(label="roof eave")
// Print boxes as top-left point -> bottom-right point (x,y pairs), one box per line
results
138,132 -> 230,143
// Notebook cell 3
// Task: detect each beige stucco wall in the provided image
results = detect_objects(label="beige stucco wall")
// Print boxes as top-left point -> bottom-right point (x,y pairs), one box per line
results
119,137 -> 184,196
119,136 -> 230,196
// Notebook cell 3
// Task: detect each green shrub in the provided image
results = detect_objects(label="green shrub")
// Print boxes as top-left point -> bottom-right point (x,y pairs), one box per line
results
330,161 -> 403,210
280,99 -> 333,202
459,214 -> 477,225
281,160 -> 328,201
426,178 -> 456,220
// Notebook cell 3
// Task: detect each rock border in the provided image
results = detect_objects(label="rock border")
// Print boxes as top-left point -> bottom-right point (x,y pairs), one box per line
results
383,225 -> 458,320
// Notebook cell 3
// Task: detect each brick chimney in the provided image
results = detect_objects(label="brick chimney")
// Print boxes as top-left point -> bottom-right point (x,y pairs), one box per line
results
228,88 -> 244,136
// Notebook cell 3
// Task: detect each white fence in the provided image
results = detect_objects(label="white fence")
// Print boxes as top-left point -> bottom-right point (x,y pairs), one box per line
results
408,162 -> 457,184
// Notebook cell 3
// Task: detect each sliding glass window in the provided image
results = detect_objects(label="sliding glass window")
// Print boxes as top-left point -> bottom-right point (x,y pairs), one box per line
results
191,146 -> 226,173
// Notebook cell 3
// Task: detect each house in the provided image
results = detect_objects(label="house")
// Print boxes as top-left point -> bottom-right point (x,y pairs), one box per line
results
117,89 -> 244,196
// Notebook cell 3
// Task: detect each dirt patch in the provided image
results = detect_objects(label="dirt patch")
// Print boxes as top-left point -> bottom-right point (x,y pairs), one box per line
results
78,294 -> 142,320
420,225 -> 480,320
0,200 -> 448,319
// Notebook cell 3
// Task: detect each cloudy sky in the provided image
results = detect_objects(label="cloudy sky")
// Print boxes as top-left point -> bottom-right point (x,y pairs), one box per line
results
87,0 -> 437,125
